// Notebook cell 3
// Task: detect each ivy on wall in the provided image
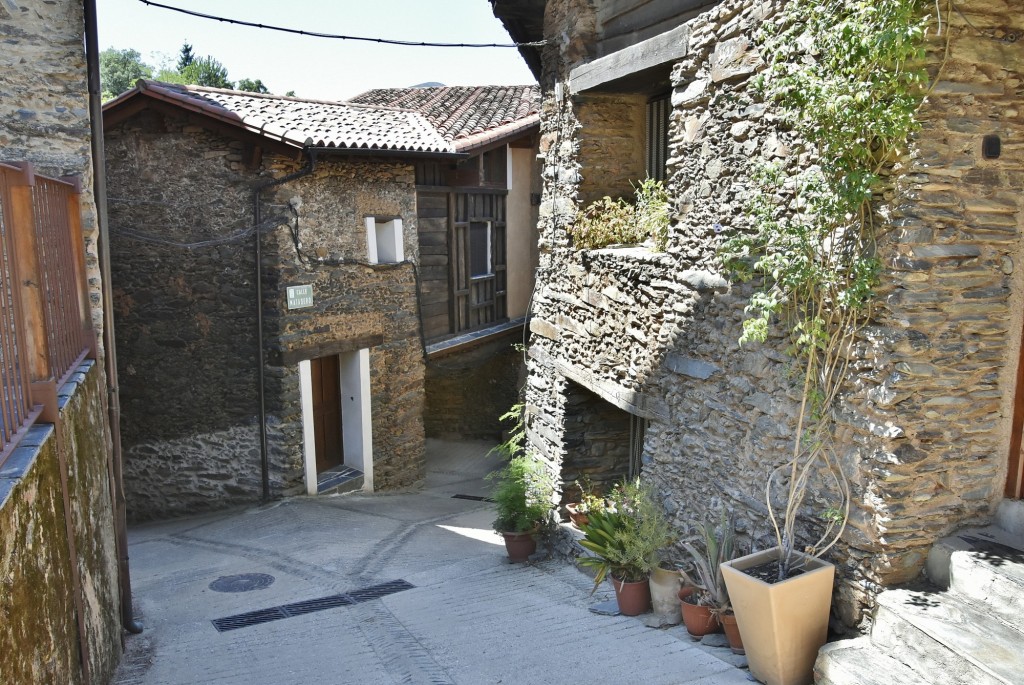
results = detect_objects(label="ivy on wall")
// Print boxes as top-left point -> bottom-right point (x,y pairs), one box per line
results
720,0 -> 933,577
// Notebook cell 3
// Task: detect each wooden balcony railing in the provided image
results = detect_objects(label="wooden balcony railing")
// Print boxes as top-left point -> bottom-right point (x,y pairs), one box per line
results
0,161 -> 96,466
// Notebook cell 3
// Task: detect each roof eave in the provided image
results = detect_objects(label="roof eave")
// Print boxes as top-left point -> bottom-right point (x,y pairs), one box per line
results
454,115 -> 540,154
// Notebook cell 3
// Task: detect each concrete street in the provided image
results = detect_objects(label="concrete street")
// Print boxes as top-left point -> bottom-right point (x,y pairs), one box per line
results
112,440 -> 752,685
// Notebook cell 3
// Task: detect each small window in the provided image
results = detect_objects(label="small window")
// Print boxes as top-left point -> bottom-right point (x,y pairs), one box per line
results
646,93 -> 670,182
365,217 -> 403,264
481,147 -> 507,186
469,221 -> 492,277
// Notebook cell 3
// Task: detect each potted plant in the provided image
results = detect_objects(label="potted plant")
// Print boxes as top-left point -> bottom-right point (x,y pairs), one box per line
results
564,475 -> 605,528
487,454 -> 555,563
577,479 -> 674,616
721,511 -> 838,685
679,510 -> 737,639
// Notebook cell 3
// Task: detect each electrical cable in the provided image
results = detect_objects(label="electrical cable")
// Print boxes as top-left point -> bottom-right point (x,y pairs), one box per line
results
137,0 -> 548,48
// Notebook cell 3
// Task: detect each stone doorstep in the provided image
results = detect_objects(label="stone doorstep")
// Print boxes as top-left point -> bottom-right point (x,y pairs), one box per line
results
317,466 -> 363,495
872,588 -> 1021,685
947,543 -> 1024,632
924,523 -> 1024,589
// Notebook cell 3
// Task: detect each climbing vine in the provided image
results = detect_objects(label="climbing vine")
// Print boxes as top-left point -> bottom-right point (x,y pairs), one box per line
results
720,0 -> 933,578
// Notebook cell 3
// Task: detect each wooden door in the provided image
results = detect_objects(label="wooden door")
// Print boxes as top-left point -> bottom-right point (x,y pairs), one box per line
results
1008,320 -> 1024,498
311,355 -> 343,473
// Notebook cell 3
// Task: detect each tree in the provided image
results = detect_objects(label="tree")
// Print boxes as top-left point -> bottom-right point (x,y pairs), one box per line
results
237,78 -> 269,94
99,47 -> 152,100
180,56 -> 233,89
177,42 -> 195,72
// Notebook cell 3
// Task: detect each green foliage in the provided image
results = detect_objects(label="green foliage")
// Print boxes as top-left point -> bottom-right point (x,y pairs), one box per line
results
237,78 -> 270,94
578,479 -> 675,587
180,56 -> 234,89
680,510 -> 737,610
176,42 -> 195,72
719,0 -> 929,577
100,44 -> 280,97
569,178 -> 670,251
487,455 -> 555,534
99,47 -> 152,100
490,403 -> 526,460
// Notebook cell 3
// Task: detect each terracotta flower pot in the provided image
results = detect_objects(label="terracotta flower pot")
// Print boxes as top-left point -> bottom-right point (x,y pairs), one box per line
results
720,611 -> 744,654
612,575 -> 651,616
678,587 -> 720,637
500,531 -> 537,562
721,546 -> 835,685
565,502 -> 589,528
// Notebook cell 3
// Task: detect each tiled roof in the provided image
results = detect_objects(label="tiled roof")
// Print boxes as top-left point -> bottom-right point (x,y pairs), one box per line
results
346,85 -> 540,152
104,80 -> 456,154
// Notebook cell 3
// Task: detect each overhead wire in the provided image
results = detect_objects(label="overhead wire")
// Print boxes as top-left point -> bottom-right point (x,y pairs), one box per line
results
136,0 -> 548,48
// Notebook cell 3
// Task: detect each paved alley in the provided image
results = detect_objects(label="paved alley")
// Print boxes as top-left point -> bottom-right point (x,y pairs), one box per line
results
112,440 -> 751,685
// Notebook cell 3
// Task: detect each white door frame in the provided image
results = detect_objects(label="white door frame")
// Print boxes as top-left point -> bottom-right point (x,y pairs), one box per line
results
299,348 -> 374,495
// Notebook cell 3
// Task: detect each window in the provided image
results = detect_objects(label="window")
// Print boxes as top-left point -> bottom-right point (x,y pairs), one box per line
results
365,217 -> 403,264
452,193 -> 507,333
646,93 -> 670,182
481,147 -> 507,186
469,221 -> 492,276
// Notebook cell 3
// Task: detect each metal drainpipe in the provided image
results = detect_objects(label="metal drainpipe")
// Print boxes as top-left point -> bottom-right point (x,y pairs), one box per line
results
253,151 -> 316,500
83,0 -> 143,635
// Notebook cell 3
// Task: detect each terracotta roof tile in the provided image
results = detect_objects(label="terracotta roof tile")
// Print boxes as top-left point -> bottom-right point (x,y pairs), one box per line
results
111,81 -> 456,154
346,85 -> 540,151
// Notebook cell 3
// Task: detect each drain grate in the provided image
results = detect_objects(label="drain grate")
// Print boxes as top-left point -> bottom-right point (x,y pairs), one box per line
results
211,579 -> 415,632
209,573 -> 275,593
451,494 -> 494,503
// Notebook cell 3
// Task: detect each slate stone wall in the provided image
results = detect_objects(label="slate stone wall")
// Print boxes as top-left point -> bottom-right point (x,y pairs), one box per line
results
0,364 -> 121,685
527,0 -> 1024,629
106,111 -> 426,517
261,158 -> 425,493
424,338 -> 525,440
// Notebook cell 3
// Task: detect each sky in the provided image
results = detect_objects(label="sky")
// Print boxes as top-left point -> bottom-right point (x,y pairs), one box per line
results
96,0 -> 537,101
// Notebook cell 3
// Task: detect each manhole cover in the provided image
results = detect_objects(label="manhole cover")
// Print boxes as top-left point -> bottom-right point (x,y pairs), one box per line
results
209,573 -> 275,593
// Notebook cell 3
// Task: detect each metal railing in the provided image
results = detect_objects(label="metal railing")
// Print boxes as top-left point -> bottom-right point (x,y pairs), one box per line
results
0,161 -> 95,466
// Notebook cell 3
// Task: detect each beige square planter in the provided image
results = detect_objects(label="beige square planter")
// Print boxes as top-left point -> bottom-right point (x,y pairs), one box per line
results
721,547 -> 835,685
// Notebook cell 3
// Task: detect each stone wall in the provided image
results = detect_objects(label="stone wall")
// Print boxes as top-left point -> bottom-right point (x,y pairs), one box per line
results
0,363 -> 122,685
525,0 -> 1024,630
424,337 -> 525,440
106,110 -> 427,516
106,110 -> 265,518
261,157 -> 426,493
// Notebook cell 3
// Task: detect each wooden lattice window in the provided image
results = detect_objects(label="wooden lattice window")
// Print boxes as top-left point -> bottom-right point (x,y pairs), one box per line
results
451,191 -> 507,333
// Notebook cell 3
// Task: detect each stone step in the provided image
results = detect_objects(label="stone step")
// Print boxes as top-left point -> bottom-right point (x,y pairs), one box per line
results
995,499 -> 1024,538
814,636 -> 932,685
871,588 -> 1023,685
948,537 -> 1024,631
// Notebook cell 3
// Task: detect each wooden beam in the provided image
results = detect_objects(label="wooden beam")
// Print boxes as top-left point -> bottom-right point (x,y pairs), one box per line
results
569,23 -> 690,94
277,333 -> 385,366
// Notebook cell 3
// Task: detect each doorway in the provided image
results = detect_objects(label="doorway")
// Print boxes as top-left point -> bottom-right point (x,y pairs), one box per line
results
300,348 -> 374,495
310,355 -> 343,473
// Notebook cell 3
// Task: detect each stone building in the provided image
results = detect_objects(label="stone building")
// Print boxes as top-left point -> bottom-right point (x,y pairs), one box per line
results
491,0 -> 1024,637
103,81 -> 539,519
1,0 -> 125,682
